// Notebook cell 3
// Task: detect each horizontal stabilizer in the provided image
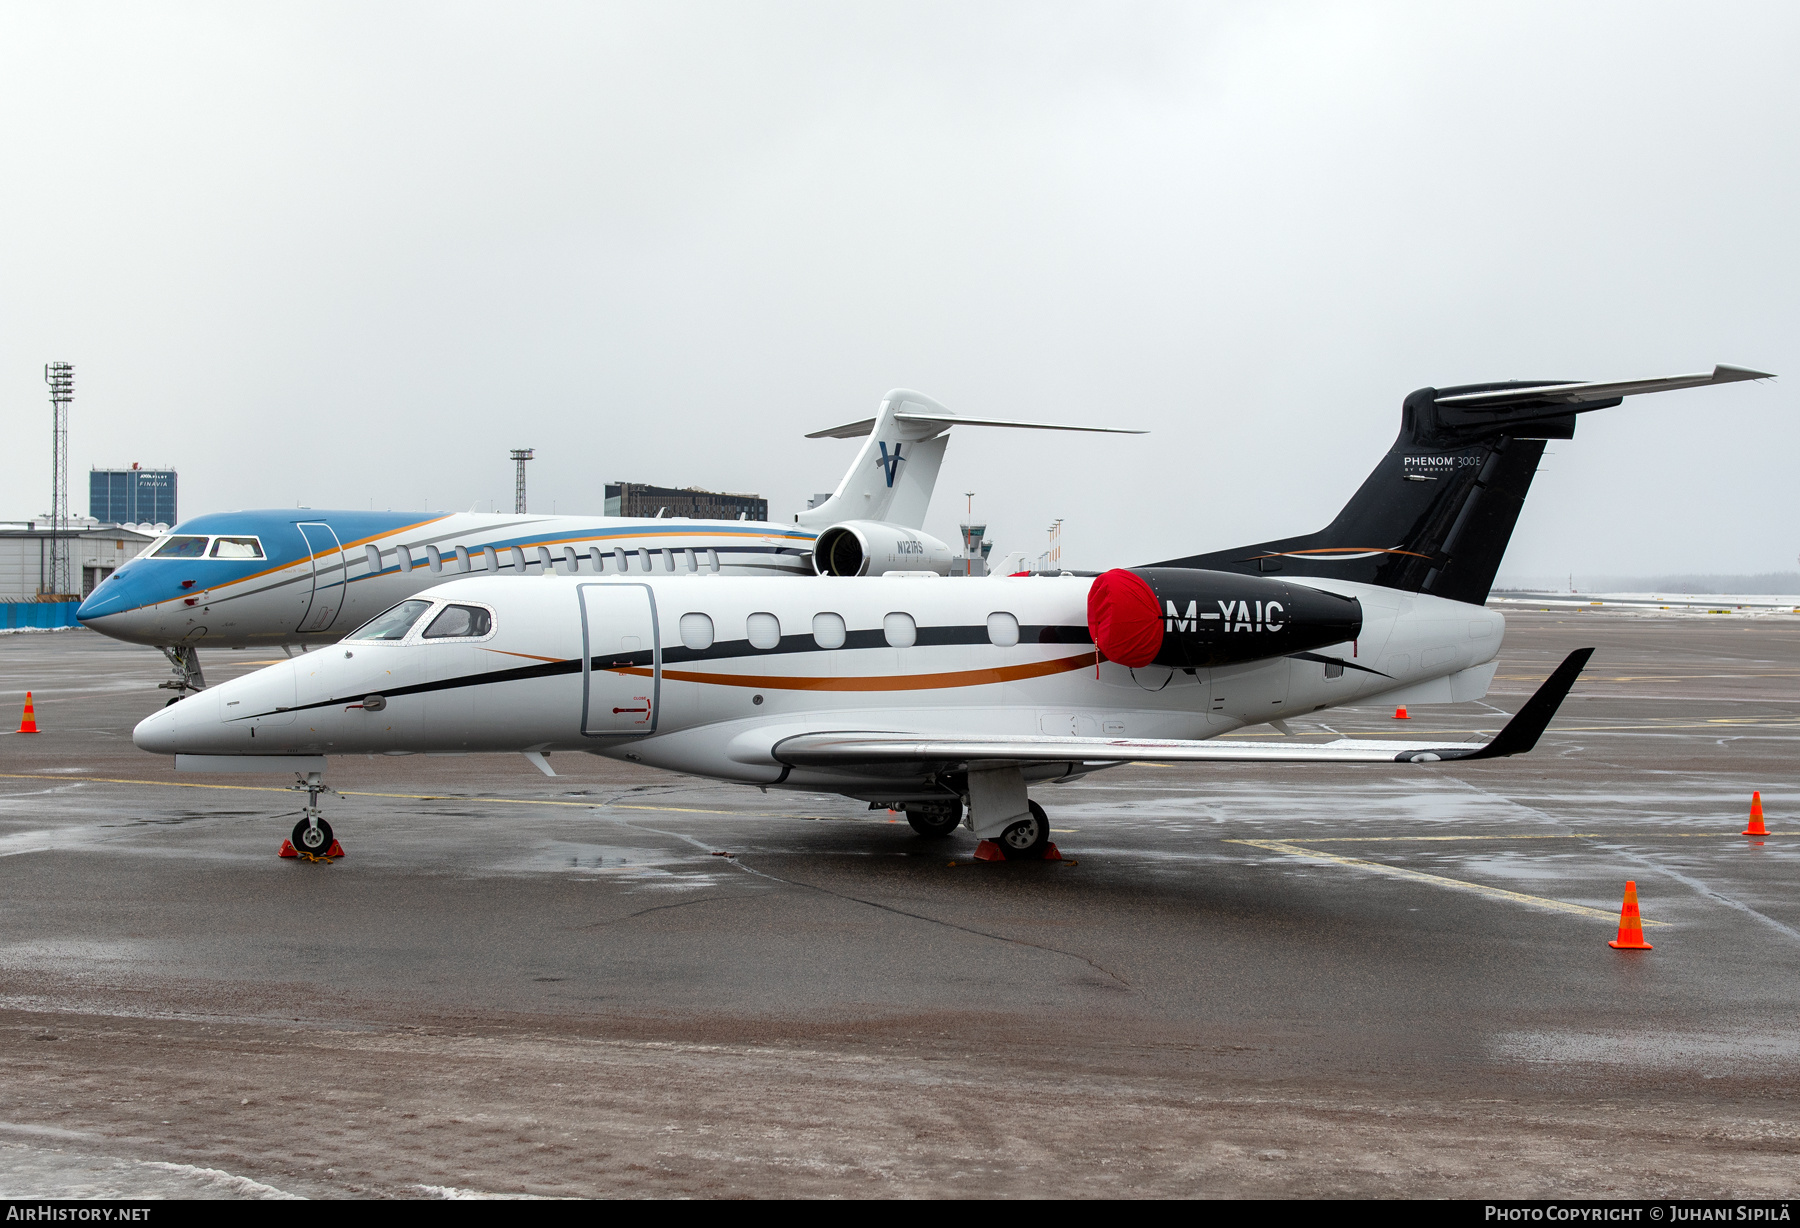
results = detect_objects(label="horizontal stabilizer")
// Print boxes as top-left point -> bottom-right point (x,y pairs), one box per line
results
806,413 -> 1146,440
773,649 -> 1594,770
1434,364 -> 1773,410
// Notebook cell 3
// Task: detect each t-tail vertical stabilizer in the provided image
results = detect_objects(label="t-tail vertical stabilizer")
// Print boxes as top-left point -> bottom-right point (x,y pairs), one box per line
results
797,389 -> 1145,531
1148,365 -> 1772,605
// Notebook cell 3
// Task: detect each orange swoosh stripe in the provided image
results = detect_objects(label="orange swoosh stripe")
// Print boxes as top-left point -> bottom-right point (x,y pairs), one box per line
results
607,650 -> 1099,692
482,647 -> 563,662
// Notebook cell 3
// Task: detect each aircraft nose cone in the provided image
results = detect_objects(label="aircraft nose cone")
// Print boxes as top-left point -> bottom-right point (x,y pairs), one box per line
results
132,704 -> 183,754
76,582 -> 128,622
132,690 -> 225,755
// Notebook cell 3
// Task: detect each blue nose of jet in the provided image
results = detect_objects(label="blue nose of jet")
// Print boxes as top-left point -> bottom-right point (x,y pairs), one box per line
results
76,577 -> 132,622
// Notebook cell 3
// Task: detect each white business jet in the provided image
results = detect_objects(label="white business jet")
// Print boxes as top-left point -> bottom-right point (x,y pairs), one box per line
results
78,390 -> 1141,696
131,365 -> 1771,861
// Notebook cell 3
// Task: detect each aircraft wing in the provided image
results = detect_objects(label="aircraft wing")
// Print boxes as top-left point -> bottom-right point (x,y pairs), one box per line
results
773,649 -> 1593,771
1433,364 -> 1773,409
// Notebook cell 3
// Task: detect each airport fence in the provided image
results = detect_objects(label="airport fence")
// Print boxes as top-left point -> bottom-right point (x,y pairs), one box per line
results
0,600 -> 81,630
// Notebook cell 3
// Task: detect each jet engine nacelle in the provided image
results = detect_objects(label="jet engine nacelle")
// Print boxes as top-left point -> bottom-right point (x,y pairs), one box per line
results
812,521 -> 955,576
1089,567 -> 1363,669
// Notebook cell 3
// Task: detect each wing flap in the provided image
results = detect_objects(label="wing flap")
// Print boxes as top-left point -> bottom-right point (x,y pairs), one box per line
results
774,649 -> 1595,771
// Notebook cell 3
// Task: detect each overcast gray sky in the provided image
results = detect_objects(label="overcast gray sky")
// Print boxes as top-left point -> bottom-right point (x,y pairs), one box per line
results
2,2 -> 1794,578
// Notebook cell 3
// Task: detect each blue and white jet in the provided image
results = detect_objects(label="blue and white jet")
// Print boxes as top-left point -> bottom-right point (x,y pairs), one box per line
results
76,390 -> 1142,697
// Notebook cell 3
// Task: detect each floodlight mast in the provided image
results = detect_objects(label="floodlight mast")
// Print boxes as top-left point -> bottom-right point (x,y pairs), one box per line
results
44,363 -> 74,596
510,449 -> 534,514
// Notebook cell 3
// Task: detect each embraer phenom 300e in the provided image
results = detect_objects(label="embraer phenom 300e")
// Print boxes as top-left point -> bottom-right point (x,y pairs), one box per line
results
78,391 -> 1139,697
134,366 -> 1770,862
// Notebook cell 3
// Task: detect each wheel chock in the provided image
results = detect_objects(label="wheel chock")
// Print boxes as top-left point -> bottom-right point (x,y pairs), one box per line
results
972,840 -> 1064,863
279,839 -> 345,859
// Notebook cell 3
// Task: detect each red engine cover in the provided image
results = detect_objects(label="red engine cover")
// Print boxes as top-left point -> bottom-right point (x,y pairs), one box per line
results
1087,568 -> 1163,668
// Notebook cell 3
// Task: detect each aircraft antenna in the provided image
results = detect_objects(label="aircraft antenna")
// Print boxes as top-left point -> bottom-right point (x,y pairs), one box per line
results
44,363 -> 74,596
510,449 -> 534,514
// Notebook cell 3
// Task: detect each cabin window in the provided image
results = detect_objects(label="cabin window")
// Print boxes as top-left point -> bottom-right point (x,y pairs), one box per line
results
422,604 -> 493,639
747,612 -> 782,650
706,549 -> 721,573
209,536 -> 264,559
455,545 -> 472,573
395,545 -> 414,572
679,613 -> 715,651
563,545 -> 581,573
883,612 -> 917,648
614,547 -> 629,572
485,546 -> 501,572
346,599 -> 432,641
588,546 -> 606,572
812,612 -> 846,649
364,544 -> 383,573
152,536 -> 209,558
986,612 -> 1019,647
426,545 -> 443,574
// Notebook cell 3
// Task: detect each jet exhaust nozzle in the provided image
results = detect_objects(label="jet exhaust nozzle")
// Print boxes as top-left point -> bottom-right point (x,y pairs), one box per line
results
1088,567 -> 1362,669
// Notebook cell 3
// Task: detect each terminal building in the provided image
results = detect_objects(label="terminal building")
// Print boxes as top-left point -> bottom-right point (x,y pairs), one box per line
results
91,465 -> 177,526
605,482 -> 767,521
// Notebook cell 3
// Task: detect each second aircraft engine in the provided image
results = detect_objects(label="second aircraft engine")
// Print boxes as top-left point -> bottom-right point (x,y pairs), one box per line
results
1088,567 -> 1363,669
812,521 -> 955,576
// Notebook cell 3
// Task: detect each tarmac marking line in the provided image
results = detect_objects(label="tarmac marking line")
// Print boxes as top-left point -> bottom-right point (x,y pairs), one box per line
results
1225,838 -> 1670,925
1272,832 -> 1798,842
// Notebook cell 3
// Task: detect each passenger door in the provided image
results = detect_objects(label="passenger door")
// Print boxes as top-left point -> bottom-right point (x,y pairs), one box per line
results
581,584 -> 660,736
295,522 -> 347,634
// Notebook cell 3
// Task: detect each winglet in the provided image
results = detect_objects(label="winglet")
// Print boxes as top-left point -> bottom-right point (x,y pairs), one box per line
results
1442,648 -> 1595,761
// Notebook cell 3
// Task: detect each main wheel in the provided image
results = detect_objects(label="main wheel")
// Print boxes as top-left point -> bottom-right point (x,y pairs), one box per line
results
997,800 -> 1051,861
291,816 -> 335,856
905,805 -> 962,838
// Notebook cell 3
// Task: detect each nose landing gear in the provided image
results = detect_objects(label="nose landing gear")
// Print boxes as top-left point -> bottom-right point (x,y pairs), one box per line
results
278,772 -> 345,860
157,644 -> 207,702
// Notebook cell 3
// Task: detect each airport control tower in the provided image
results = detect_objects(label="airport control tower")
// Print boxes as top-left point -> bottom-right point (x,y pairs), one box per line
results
956,492 -> 993,576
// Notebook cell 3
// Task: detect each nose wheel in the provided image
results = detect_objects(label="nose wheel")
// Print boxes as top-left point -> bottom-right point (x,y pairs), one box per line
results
291,815 -> 336,856
281,771 -> 344,860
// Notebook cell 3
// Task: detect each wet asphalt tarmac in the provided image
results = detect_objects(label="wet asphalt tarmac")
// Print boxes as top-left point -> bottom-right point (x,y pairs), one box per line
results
1,610 -> 1797,1198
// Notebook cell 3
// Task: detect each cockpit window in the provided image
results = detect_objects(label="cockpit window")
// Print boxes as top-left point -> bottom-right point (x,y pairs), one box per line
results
151,536 -> 209,558
209,536 -> 264,559
346,599 -> 432,641
422,604 -> 493,639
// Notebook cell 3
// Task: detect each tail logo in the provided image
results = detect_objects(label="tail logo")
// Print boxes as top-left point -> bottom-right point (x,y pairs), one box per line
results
874,442 -> 905,487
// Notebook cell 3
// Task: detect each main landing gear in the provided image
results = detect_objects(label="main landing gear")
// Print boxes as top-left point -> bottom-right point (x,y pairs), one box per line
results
991,801 -> 1051,862
902,800 -> 962,838
158,645 -> 207,704
280,771 -> 344,860
888,787 -> 1057,861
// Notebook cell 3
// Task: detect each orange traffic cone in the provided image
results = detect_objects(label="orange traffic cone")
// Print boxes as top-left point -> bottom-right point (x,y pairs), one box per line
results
1608,880 -> 1653,950
17,692 -> 37,734
1393,706 -> 1410,720
1744,791 -> 1768,836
